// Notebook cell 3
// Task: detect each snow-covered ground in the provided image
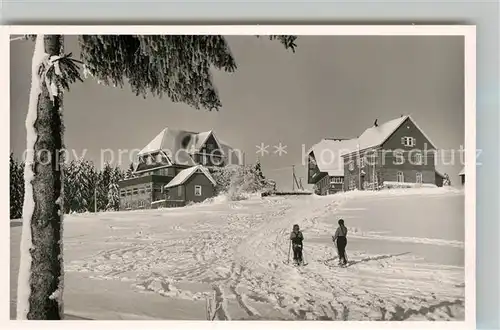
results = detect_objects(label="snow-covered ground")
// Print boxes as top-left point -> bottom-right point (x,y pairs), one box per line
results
10,187 -> 465,321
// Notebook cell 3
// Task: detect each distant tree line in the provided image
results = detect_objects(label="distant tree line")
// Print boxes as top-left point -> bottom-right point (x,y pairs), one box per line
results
10,153 -> 126,219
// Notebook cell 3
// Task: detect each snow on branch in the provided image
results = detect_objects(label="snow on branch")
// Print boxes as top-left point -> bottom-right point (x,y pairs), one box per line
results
10,36 -> 26,42
38,52 -> 83,102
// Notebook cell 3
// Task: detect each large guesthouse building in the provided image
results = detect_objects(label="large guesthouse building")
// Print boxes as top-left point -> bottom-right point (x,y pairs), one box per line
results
308,115 -> 443,195
118,128 -> 238,210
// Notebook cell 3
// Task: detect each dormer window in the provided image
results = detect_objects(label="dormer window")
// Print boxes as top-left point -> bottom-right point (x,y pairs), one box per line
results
401,136 -> 416,147
156,153 -> 163,163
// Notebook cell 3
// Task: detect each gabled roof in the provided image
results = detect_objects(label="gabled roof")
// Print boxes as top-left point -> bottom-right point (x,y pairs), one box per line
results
459,167 -> 465,176
435,169 -> 446,178
307,138 -> 358,177
354,116 -> 409,152
137,128 -> 230,166
165,165 -> 217,189
192,130 -> 226,155
341,115 -> 437,156
308,115 -> 439,178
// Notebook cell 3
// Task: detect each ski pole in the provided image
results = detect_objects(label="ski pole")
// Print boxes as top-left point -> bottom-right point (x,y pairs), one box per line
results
333,239 -> 339,260
287,240 -> 291,264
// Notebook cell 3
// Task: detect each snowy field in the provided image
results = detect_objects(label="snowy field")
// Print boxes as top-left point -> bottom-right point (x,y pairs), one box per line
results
10,188 -> 465,321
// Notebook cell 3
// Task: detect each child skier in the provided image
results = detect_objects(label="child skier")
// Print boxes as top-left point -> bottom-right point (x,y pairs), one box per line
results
332,219 -> 348,266
290,224 -> 304,265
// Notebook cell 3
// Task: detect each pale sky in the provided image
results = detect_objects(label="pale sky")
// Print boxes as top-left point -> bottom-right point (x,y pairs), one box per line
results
10,35 -> 465,190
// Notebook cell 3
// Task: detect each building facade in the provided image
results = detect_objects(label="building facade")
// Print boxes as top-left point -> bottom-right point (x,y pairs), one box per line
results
342,116 -> 437,191
119,128 -> 235,210
308,115 -> 443,195
118,174 -> 173,210
307,138 -> 356,195
161,166 -> 217,207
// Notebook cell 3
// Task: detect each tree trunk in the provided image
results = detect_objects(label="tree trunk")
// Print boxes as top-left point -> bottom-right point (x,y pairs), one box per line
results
18,35 -> 65,320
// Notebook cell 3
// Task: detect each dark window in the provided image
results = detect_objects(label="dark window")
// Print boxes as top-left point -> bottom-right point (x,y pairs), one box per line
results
397,171 -> 404,183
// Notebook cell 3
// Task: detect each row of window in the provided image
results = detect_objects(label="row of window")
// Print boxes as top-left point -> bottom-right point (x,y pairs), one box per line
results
171,185 -> 202,197
120,186 -> 152,197
143,153 -> 166,166
348,152 -> 424,171
347,171 -> 423,190
396,171 -> 423,184
330,177 -> 344,184
121,185 -> 203,198
123,199 -> 147,209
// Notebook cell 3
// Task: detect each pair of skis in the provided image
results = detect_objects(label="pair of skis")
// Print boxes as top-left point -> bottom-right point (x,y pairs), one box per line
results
285,240 -> 308,266
333,240 -> 350,267
283,236 -> 350,268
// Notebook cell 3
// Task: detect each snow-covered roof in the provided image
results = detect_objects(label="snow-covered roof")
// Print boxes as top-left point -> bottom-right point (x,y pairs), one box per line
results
350,115 -> 437,155
307,115 -> 438,177
165,165 -> 217,189
458,167 -> 465,176
137,128 -> 230,165
435,169 -> 446,178
307,138 -> 358,177
353,116 -> 408,152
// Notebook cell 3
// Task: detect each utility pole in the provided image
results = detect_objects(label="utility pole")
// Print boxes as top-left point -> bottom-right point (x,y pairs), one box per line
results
292,165 -> 295,191
373,156 -> 376,191
357,141 -> 361,190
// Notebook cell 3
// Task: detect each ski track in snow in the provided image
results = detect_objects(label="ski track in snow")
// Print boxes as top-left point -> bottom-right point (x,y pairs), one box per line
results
64,193 -> 465,321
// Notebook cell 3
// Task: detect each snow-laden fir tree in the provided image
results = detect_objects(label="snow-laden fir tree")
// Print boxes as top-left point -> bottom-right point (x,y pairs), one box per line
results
106,166 -> 123,211
10,153 -> 25,219
96,162 -> 113,211
62,160 -> 78,214
9,154 -> 17,218
71,158 -> 97,213
17,34 -> 297,320
211,163 -> 272,200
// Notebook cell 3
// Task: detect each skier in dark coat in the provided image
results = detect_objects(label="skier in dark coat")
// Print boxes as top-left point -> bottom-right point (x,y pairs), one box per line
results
290,224 -> 304,265
332,219 -> 348,266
